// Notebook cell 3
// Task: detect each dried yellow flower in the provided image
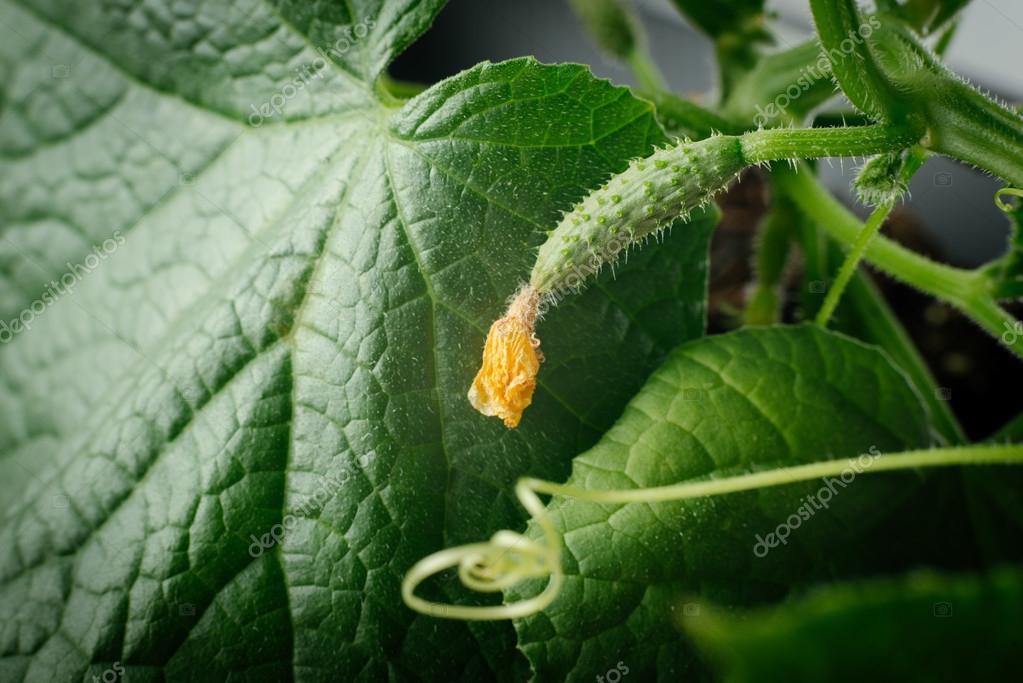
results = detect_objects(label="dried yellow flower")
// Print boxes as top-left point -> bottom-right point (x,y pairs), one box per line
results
468,288 -> 543,428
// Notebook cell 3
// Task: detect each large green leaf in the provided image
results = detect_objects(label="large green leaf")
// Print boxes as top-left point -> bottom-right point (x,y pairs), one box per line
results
686,566 -> 1023,682
508,325 -> 938,681
0,1 -> 716,680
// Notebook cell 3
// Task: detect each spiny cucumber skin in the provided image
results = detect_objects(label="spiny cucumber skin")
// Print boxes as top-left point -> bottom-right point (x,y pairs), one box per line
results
530,135 -> 745,294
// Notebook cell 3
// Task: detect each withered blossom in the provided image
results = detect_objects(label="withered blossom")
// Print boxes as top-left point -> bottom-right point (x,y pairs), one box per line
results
468,287 -> 543,428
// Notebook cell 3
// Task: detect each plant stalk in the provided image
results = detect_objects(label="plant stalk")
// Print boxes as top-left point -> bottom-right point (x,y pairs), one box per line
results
777,164 -> 1023,359
815,199 -> 896,327
816,148 -> 928,327
740,124 -> 919,163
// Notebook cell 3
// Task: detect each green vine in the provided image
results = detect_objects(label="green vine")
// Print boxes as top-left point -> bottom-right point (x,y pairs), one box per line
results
404,445 -> 1023,620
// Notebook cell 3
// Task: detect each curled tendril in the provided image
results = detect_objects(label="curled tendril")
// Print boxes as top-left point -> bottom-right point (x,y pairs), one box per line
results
401,479 -> 563,620
995,187 -> 1023,213
402,445 -> 1023,621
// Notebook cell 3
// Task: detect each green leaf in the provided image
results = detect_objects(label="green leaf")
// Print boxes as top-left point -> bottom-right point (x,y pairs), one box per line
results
830,267 -> 966,445
686,566 -> 1023,683
0,1 -> 716,679
508,325 -> 938,680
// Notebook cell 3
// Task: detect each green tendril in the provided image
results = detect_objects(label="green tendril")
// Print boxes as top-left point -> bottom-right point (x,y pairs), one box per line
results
402,445 -> 1023,621
995,188 -> 1023,213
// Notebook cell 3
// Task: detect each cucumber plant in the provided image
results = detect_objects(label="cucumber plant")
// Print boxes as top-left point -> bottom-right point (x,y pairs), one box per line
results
417,0 -> 1023,679
2,0 -> 1023,681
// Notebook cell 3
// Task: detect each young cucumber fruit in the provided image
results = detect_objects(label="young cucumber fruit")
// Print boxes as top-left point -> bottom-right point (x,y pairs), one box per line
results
473,124 -> 911,429
530,134 -> 744,294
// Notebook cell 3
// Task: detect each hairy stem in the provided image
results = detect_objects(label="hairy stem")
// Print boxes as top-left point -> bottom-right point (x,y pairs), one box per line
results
816,148 -> 927,326
809,0 -> 894,120
815,201 -> 897,327
739,124 -> 919,163
923,77 -> 1023,188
